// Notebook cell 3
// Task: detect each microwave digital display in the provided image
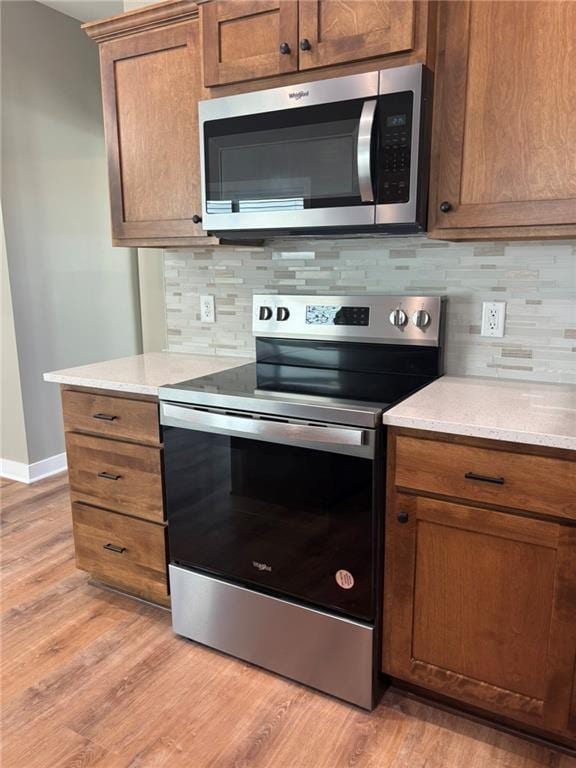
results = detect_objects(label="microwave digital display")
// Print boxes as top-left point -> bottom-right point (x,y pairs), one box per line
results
306,305 -> 370,326
386,114 -> 407,128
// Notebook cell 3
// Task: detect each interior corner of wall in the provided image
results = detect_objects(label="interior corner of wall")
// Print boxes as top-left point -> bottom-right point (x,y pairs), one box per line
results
137,247 -> 168,353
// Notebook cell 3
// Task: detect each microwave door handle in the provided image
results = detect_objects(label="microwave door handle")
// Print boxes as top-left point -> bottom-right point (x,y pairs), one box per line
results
357,99 -> 377,203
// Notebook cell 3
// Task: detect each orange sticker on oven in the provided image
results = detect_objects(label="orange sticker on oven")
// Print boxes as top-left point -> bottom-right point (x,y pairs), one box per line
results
335,570 -> 354,589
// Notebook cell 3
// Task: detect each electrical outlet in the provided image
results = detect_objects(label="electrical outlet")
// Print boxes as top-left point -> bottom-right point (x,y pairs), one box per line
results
200,295 -> 215,323
481,301 -> 506,338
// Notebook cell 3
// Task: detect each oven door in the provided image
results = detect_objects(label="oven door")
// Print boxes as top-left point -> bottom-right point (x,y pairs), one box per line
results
198,65 -> 425,236
161,403 -> 379,621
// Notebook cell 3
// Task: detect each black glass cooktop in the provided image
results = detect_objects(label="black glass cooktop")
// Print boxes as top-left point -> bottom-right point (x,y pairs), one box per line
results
160,338 -> 442,428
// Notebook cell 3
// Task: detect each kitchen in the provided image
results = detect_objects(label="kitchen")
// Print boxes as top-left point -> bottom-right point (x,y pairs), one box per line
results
1,0 -> 575,766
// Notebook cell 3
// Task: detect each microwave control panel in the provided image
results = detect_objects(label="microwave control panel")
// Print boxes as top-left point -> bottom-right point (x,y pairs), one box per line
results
378,91 -> 414,205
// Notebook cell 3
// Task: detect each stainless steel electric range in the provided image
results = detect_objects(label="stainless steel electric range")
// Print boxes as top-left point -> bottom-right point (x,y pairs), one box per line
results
159,294 -> 445,709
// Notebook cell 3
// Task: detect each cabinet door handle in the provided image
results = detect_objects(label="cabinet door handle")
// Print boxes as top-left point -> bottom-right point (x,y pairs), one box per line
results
279,42 -> 291,54
299,38 -> 311,51
97,471 -> 121,481
397,512 -> 409,524
103,543 -> 126,554
465,471 -> 505,485
439,201 -> 452,213
93,413 -> 117,421
192,214 -> 202,224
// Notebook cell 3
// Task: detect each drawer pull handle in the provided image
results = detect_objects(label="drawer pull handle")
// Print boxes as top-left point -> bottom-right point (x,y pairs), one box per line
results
103,543 -> 126,554
93,413 -> 117,421
465,471 -> 505,485
97,471 -> 121,481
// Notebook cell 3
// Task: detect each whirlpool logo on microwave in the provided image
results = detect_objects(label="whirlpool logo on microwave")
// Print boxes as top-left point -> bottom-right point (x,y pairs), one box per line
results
252,561 -> 272,572
288,90 -> 309,101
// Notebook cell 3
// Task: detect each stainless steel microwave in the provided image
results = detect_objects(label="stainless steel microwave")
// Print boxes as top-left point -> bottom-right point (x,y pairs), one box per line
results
198,64 -> 431,239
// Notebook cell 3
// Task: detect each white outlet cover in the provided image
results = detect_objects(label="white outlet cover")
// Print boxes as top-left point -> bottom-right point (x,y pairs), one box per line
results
481,301 -> 506,338
200,294 -> 215,323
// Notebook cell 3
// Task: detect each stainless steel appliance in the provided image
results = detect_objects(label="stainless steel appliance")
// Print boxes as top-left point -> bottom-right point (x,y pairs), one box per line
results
198,65 -> 432,238
159,294 -> 445,709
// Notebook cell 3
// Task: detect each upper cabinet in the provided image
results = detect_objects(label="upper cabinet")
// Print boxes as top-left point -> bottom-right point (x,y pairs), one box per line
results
428,0 -> 576,240
202,0 -> 429,88
298,0 -> 415,71
202,0 -> 298,86
84,3 -> 215,248
84,0 -> 576,246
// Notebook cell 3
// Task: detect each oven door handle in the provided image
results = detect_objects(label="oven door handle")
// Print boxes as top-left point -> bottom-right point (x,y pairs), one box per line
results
160,403 -> 373,457
357,99 -> 377,203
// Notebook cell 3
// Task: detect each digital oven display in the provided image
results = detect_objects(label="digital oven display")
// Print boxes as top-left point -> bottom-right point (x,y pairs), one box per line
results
306,305 -> 370,326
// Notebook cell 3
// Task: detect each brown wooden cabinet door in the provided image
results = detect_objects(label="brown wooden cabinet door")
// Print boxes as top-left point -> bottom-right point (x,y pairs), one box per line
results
429,1 -> 576,235
202,0 -> 298,86
383,494 -> 576,735
298,0 -> 416,71
99,22 -> 205,242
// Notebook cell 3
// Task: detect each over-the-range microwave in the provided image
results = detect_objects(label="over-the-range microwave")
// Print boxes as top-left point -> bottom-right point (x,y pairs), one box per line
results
198,64 -> 432,239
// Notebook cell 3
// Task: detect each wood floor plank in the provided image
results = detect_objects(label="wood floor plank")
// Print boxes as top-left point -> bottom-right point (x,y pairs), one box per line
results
0,472 -> 68,518
3,724 -> 109,768
1,473 -> 573,768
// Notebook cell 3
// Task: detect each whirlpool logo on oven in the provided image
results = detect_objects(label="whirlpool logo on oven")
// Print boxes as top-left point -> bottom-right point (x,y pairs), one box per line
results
252,561 -> 272,572
288,90 -> 309,101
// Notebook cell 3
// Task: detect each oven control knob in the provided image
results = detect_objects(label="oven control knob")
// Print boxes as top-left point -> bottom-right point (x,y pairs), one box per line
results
389,308 -> 407,327
276,307 -> 290,321
411,309 -> 431,329
258,306 -> 273,321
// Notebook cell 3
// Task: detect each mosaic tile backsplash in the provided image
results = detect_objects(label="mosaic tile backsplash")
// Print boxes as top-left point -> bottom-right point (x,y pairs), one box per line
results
164,238 -> 576,383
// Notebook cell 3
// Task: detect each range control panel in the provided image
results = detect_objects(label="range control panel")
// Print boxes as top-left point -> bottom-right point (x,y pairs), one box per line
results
305,305 -> 370,327
253,294 -> 444,347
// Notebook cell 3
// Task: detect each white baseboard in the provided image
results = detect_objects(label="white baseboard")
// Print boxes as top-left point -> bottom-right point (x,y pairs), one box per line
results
0,452 -> 67,484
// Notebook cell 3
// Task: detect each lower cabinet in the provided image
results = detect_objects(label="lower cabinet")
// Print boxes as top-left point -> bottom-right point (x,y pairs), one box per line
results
383,429 -> 576,745
66,432 -> 164,524
61,386 -> 169,607
73,503 -> 169,607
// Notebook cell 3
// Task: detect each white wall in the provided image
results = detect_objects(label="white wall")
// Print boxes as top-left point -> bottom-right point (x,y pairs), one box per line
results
1,206 -> 29,467
1,0 -> 142,466
138,249 -> 167,353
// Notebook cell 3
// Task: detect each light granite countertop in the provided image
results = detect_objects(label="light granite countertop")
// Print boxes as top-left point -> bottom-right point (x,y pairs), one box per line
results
45,357 -> 575,451
383,376 -> 576,451
43,352 -> 253,397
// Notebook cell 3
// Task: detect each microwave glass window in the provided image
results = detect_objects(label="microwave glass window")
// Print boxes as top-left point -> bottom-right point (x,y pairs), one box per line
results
204,99 -> 369,211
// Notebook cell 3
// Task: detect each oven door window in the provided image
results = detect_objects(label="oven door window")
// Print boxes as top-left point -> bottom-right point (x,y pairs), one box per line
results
164,427 -> 375,621
203,99 -> 373,212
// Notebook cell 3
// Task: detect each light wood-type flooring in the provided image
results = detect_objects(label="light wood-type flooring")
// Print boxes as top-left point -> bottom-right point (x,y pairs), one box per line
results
2,473 -> 575,768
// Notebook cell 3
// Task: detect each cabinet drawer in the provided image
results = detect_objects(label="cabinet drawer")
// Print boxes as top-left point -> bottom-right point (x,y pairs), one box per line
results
394,435 -> 576,520
62,389 -> 159,444
72,503 -> 168,605
67,433 -> 164,523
